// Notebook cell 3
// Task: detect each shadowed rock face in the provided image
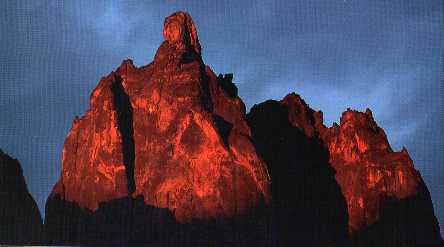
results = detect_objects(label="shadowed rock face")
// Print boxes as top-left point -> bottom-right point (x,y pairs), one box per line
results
0,149 -> 43,244
247,93 -> 443,247
45,11 -> 271,245
45,195 -> 272,246
247,96 -> 350,247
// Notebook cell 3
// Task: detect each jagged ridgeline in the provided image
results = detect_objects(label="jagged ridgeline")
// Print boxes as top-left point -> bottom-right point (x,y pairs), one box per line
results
0,11 -> 441,247
247,94 -> 443,247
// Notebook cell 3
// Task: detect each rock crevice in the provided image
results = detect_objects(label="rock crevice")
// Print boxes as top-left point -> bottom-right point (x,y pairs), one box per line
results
111,75 -> 136,194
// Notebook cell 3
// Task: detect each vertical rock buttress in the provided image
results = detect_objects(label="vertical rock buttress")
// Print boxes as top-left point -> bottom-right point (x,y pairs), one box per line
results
45,11 -> 271,246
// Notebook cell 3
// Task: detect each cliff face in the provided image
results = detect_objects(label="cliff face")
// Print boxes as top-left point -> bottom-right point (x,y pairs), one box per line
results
45,11 -> 271,246
0,149 -> 43,244
247,93 -> 443,247
44,11 -> 442,247
318,108 -> 443,246
246,96 -> 350,247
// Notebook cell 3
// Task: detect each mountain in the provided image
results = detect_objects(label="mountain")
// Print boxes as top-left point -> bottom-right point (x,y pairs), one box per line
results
43,11 -> 442,247
247,93 -> 443,247
0,149 -> 43,244
44,11 -> 271,246
246,95 -> 350,246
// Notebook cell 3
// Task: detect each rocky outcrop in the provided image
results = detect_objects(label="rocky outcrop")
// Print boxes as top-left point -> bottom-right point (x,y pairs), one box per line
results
247,97 -> 350,246
0,149 -> 43,244
45,11 -> 271,246
247,93 -> 443,247
318,107 -> 443,247
247,95 -> 350,247
43,11 -> 442,247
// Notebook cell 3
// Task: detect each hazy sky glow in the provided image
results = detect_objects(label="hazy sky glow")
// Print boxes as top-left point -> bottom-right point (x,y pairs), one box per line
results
0,0 -> 443,236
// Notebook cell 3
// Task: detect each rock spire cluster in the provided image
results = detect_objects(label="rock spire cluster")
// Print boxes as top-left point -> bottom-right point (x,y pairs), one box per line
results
1,11 -> 442,247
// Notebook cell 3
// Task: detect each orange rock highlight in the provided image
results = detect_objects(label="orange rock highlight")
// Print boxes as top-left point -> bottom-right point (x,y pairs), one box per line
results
48,11 -> 269,223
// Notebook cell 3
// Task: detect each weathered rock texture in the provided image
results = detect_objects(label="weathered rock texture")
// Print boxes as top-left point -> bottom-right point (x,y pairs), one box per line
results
44,11 -> 442,247
247,93 -> 443,247
0,149 -> 43,244
45,11 -> 271,246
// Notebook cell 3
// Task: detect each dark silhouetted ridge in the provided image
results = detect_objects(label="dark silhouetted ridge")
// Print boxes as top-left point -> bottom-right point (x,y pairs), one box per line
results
0,149 -> 43,244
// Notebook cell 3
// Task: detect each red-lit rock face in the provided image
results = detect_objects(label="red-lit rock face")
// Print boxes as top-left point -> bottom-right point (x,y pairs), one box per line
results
163,11 -> 201,55
316,109 -> 423,232
48,11 -> 269,223
45,11 -> 442,246
50,73 -> 129,211
266,93 -> 442,242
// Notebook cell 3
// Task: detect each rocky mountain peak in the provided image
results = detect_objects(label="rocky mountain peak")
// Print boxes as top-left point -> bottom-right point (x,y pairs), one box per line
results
163,11 -> 201,55
45,12 -> 271,245
41,12 -> 442,247
248,93 -> 442,246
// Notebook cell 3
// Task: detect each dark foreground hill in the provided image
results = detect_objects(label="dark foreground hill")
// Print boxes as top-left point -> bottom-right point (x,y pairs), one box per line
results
0,149 -> 43,244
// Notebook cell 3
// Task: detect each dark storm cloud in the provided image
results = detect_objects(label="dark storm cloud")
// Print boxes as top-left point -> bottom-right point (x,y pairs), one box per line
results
0,0 -> 442,235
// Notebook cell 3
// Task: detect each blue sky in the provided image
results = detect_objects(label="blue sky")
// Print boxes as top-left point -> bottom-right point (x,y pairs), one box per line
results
0,0 -> 443,235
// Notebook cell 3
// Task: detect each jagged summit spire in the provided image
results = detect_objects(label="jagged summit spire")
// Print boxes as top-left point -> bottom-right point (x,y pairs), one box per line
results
163,11 -> 201,55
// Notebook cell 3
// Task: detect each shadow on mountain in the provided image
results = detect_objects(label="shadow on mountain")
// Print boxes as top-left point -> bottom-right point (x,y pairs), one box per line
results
0,149 -> 43,244
213,115 -> 233,147
111,75 -> 136,194
217,73 -> 238,98
247,100 -> 350,247
351,189 -> 444,247
44,195 -> 273,246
